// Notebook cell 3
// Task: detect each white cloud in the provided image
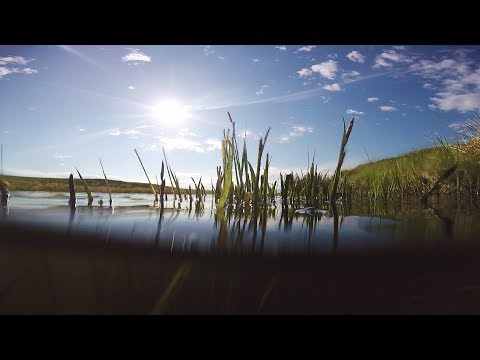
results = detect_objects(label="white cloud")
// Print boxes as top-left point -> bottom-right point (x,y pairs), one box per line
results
346,51 -> 365,63
20,68 -> 37,74
295,46 -> 316,53
367,97 -> 379,102
409,54 -> 480,113
0,67 -> 12,78
278,125 -> 313,143
153,133 -> 221,153
323,83 -> 341,92
430,92 -> 480,113
346,109 -> 364,115
217,56 -> 224,60
297,68 -> 312,78
275,46 -> 287,51
238,130 -> 256,139
0,65 -> 37,79
320,95 -> 330,103
122,49 -> 151,63
252,58 -> 260,63
428,104 -> 437,110
256,89 -> 264,95
52,153 -> 72,160
341,70 -> 360,82
0,56 -> 30,65
393,45 -> 406,50
79,128 -> 86,131
373,50 -> 412,68
109,129 -> 146,138
409,59 -> 469,78
311,60 -> 338,80
379,106 -> 397,112
201,46 -> 214,56
128,85 -> 135,90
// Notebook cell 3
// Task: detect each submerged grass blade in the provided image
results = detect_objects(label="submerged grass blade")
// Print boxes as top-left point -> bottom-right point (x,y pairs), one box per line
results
150,262 -> 191,315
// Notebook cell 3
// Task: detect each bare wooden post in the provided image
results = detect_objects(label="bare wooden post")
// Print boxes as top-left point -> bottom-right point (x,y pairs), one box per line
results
68,174 -> 76,208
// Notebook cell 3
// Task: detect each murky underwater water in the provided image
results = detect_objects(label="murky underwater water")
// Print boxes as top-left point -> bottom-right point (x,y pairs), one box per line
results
2,191 -> 480,255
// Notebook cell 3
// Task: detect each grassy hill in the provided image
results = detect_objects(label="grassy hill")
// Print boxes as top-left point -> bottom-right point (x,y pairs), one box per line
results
0,175 -> 175,194
342,140 -> 480,199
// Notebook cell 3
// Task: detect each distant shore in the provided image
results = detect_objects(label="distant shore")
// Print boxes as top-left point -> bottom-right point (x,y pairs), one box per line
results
0,175 -> 174,194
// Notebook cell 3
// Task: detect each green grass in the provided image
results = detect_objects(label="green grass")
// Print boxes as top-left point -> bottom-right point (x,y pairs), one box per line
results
343,135 -> 480,200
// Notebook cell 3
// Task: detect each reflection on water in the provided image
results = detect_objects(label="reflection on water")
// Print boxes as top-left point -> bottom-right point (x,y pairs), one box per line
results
2,191 -> 480,255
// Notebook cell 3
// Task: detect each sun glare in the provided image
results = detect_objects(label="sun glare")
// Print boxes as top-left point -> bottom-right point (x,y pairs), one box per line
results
150,99 -> 192,128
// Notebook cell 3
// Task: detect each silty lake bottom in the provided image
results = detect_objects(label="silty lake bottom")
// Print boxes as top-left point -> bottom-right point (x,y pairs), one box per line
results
2,191 -> 480,314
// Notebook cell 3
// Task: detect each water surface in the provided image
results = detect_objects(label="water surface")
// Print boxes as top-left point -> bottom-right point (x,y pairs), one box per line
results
2,191 -> 480,256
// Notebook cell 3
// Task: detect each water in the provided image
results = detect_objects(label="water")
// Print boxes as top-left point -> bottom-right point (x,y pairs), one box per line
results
2,191 -> 480,255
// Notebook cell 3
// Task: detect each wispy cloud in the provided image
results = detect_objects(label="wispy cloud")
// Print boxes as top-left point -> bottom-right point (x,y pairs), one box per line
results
341,70 -> 360,82
122,49 -> 151,63
323,83 -> 340,92
295,46 -> 316,53
109,129 -> 147,139
431,93 -> 480,113
278,125 -> 313,143
346,51 -> 365,63
58,45 -> 105,70
346,109 -> 364,115
255,88 -> 264,95
201,71 -> 392,110
151,131 -> 221,153
52,153 -> 72,160
297,68 -> 312,78
367,97 -> 379,102
393,45 -> 406,50
0,66 -> 37,79
201,45 -> 214,56
373,50 -> 413,68
0,56 -> 30,65
238,129 -> 258,139
380,106 -> 397,112
409,55 -> 480,112
311,60 -> 338,80
128,85 -> 135,90
217,56 -> 224,60
409,59 -> 470,78
275,46 -> 287,51
252,58 -> 260,63
0,55 -> 37,79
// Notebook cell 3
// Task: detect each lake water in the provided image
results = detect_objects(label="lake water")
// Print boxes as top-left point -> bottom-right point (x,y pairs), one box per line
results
2,191 -> 480,256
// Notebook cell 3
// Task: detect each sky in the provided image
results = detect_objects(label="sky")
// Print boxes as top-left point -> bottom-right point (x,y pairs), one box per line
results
1,45 -> 479,187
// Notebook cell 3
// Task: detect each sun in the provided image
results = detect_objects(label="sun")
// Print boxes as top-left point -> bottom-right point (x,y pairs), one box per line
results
150,98 -> 192,128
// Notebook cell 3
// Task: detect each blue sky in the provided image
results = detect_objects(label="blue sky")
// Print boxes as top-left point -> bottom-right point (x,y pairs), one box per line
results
1,45 -> 479,187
